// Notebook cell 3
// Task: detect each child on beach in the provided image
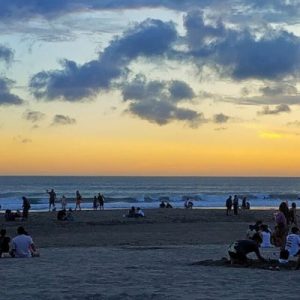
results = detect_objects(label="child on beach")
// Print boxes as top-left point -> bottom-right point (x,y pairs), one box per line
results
93,196 -> 98,210
61,195 -> 67,210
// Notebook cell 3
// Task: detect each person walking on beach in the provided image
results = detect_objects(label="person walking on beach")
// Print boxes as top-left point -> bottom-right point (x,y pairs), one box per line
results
98,193 -> 104,210
233,195 -> 239,215
22,196 -> 31,220
75,190 -> 82,211
47,189 -> 56,211
226,195 -> 232,216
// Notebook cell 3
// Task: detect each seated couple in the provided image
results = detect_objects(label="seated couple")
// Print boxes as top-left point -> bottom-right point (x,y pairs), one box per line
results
126,207 -> 145,218
0,226 -> 39,258
57,208 -> 74,221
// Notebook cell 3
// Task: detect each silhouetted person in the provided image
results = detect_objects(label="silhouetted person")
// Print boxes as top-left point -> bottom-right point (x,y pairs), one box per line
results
75,190 -> 82,211
98,193 -> 104,210
22,196 -> 31,220
0,229 -> 10,257
233,195 -> 239,215
226,196 -> 232,216
47,189 -> 56,211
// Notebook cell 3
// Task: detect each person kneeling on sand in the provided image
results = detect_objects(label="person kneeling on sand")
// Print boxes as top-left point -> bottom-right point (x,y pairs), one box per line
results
228,233 -> 266,265
10,226 -> 39,258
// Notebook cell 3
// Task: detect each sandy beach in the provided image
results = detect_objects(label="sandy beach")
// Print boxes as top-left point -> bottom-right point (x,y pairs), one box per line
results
2,208 -> 300,299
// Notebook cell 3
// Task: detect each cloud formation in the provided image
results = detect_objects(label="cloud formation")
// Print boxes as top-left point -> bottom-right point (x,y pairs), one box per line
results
23,110 -> 46,123
0,45 -> 14,64
213,113 -> 230,124
122,75 -> 204,127
52,114 -> 76,126
0,78 -> 23,105
257,104 -> 291,115
30,19 -> 177,101
183,11 -> 300,80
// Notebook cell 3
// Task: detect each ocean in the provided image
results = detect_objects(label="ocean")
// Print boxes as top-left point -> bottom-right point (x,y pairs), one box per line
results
0,176 -> 300,211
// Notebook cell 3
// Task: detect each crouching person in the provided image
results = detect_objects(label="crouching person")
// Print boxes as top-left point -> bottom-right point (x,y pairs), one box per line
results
228,233 -> 266,265
10,226 -> 39,258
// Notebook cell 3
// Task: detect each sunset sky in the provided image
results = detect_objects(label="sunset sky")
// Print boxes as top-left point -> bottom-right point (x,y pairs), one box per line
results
1,1 -> 300,176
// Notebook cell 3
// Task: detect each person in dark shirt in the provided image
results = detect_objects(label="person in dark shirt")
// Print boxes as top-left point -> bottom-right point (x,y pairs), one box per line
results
0,229 -> 10,257
228,233 -> 266,264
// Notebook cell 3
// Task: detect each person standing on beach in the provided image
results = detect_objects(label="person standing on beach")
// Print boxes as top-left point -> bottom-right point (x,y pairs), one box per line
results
93,196 -> 98,210
233,195 -> 239,215
47,189 -> 56,212
61,195 -> 67,210
226,195 -> 232,216
22,196 -> 31,220
75,190 -> 82,211
98,193 -> 104,210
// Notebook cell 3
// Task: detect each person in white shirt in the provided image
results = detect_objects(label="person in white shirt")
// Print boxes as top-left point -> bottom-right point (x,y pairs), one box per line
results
260,224 -> 273,248
285,227 -> 300,256
11,226 -> 37,258
136,207 -> 145,217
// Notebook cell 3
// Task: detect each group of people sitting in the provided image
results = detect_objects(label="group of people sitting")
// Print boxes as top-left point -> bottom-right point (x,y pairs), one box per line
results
0,226 -> 38,258
57,208 -> 74,221
125,206 -> 145,218
159,201 -> 173,208
228,201 -> 300,269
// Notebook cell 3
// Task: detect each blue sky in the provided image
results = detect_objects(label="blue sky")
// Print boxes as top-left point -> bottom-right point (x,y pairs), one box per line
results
1,0 -> 300,175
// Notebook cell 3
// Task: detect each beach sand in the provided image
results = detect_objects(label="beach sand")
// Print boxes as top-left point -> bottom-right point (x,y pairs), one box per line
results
2,208 -> 300,299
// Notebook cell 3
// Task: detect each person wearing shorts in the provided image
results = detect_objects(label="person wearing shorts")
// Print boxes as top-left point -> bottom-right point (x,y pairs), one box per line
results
228,233 -> 266,264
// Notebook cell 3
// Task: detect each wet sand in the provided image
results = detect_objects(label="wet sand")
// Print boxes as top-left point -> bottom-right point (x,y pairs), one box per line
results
2,208 -> 300,299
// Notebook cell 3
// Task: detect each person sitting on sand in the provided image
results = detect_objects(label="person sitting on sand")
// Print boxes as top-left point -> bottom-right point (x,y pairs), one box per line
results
160,201 -> 166,208
285,227 -> 300,258
166,202 -> 173,208
246,220 -> 263,239
66,208 -> 74,221
57,209 -> 67,221
259,224 -> 273,248
136,207 -> 145,218
127,206 -> 136,218
228,233 -> 266,265
0,229 -> 11,257
184,198 -> 193,209
10,226 -> 38,258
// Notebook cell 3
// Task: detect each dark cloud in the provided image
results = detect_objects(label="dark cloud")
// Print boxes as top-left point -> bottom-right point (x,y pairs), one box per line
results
0,77 -> 23,105
183,11 -> 300,80
0,45 -> 14,64
260,83 -> 298,96
23,110 -> 45,123
30,19 -> 177,101
213,113 -> 230,124
257,104 -> 291,115
122,75 -> 204,127
52,114 -> 76,126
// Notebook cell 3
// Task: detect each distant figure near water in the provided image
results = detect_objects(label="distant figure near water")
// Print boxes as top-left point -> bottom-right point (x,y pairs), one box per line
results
75,191 -> 82,211
98,193 -> 104,210
226,196 -> 232,216
233,195 -> 239,215
22,196 -> 31,220
47,189 -> 56,212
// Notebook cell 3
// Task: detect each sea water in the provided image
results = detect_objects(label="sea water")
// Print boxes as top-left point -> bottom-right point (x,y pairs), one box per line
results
0,176 -> 300,211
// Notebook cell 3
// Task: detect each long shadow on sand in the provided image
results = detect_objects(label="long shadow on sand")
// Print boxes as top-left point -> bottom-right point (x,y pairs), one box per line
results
191,258 -> 298,271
